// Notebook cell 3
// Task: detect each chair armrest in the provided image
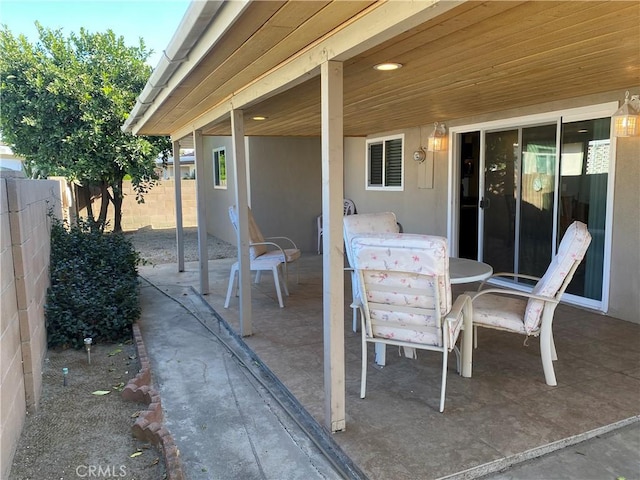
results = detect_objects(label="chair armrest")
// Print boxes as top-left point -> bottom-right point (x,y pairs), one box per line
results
470,287 -> 559,305
249,241 -> 287,257
445,294 -> 472,350
263,236 -> 299,250
478,272 -> 541,291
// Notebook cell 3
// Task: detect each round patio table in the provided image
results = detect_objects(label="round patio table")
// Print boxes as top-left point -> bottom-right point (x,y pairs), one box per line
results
449,257 -> 493,284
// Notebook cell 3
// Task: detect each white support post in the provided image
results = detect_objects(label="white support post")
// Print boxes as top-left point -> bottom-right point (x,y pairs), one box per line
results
321,60 -> 346,433
193,129 -> 209,294
172,140 -> 185,272
231,109 -> 252,336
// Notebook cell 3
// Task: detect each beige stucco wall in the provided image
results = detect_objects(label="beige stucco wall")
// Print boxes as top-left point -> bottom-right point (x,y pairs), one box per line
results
344,128 -> 449,237
204,136 -> 322,254
0,173 -> 62,479
608,136 -> 640,322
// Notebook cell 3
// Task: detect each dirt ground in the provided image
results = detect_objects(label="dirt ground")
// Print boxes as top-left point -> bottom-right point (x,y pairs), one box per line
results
125,226 -> 236,265
9,343 -> 166,480
8,227 -> 235,480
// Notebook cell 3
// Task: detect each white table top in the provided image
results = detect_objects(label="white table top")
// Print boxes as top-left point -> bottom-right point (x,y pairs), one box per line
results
449,257 -> 493,284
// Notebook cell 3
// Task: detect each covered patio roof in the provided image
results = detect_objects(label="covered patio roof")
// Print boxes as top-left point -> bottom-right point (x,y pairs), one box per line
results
123,0 -> 640,139
122,0 -> 640,435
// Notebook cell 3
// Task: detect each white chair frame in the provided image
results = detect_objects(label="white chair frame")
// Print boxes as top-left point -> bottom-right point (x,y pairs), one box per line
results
352,233 -> 472,412
471,261 -> 584,386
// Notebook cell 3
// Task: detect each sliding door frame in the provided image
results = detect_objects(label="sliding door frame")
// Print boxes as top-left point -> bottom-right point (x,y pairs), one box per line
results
447,102 -> 618,312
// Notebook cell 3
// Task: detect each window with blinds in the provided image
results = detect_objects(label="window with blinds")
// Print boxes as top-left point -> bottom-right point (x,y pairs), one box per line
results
366,134 -> 404,190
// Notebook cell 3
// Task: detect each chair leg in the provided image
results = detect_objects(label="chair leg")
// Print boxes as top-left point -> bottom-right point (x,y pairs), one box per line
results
278,264 -> 290,296
439,347 -> 449,413
352,307 -> 358,333
271,265 -> 285,308
351,272 -> 358,332
360,336 -> 368,399
461,298 -> 473,378
453,345 -> 461,375
224,263 -> 238,308
278,261 -> 287,287
539,310 -> 557,386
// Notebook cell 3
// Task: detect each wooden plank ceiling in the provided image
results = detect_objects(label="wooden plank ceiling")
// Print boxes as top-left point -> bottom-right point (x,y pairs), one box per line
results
138,0 -> 640,139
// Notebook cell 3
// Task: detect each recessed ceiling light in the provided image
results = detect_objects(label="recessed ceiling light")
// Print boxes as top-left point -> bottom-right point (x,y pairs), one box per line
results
252,116 -> 267,121
373,62 -> 403,71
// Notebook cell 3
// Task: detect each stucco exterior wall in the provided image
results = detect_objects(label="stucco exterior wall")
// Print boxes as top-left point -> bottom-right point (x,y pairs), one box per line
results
204,136 -> 322,254
343,128 -> 449,238
203,135 -> 237,246
608,136 -> 640,322
0,173 -> 62,479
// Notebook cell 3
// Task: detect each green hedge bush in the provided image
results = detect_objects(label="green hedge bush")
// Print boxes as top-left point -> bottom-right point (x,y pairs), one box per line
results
46,216 -> 142,349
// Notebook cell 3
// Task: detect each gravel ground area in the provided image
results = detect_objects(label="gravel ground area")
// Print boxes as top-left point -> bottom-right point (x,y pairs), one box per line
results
8,226 -> 235,480
126,226 -> 236,265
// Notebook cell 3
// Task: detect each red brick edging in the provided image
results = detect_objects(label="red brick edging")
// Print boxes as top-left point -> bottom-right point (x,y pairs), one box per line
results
122,323 -> 185,480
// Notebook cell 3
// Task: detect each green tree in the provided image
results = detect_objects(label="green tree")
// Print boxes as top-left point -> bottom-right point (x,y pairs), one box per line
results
0,23 -> 169,231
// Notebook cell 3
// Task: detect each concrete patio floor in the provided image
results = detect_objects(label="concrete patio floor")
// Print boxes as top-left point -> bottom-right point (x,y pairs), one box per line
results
139,254 -> 640,479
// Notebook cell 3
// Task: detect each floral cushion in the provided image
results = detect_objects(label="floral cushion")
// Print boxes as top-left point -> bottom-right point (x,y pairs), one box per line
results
471,293 -> 528,334
351,233 -> 452,347
523,221 -> 591,333
343,212 -> 399,267
343,213 -> 400,308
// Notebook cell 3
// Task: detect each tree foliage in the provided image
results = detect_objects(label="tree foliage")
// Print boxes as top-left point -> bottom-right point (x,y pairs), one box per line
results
0,24 -> 169,231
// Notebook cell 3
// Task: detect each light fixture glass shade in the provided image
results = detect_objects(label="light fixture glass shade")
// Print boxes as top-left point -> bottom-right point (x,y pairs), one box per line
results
613,91 -> 640,137
427,122 -> 447,152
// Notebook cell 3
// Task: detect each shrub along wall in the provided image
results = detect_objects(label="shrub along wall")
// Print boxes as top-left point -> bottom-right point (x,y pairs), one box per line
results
45,217 -> 141,349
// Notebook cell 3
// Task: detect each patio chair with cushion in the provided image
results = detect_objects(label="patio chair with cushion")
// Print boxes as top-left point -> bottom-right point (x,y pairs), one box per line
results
351,233 -> 472,412
470,220 -> 592,385
317,198 -> 356,254
343,212 -> 400,332
225,205 -> 301,308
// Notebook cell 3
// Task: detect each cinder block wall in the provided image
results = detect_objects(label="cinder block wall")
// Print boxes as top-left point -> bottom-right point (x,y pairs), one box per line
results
0,173 -> 62,479
108,180 -> 197,231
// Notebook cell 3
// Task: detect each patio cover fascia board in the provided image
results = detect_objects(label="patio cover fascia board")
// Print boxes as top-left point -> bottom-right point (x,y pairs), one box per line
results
126,0 -> 462,142
122,0 -> 251,135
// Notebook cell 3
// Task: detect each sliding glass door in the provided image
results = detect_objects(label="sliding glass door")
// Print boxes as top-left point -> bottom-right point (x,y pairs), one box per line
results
478,117 -> 610,302
558,117 -> 610,300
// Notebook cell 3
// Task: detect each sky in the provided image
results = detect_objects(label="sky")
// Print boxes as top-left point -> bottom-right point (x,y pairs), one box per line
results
1,0 -> 192,68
